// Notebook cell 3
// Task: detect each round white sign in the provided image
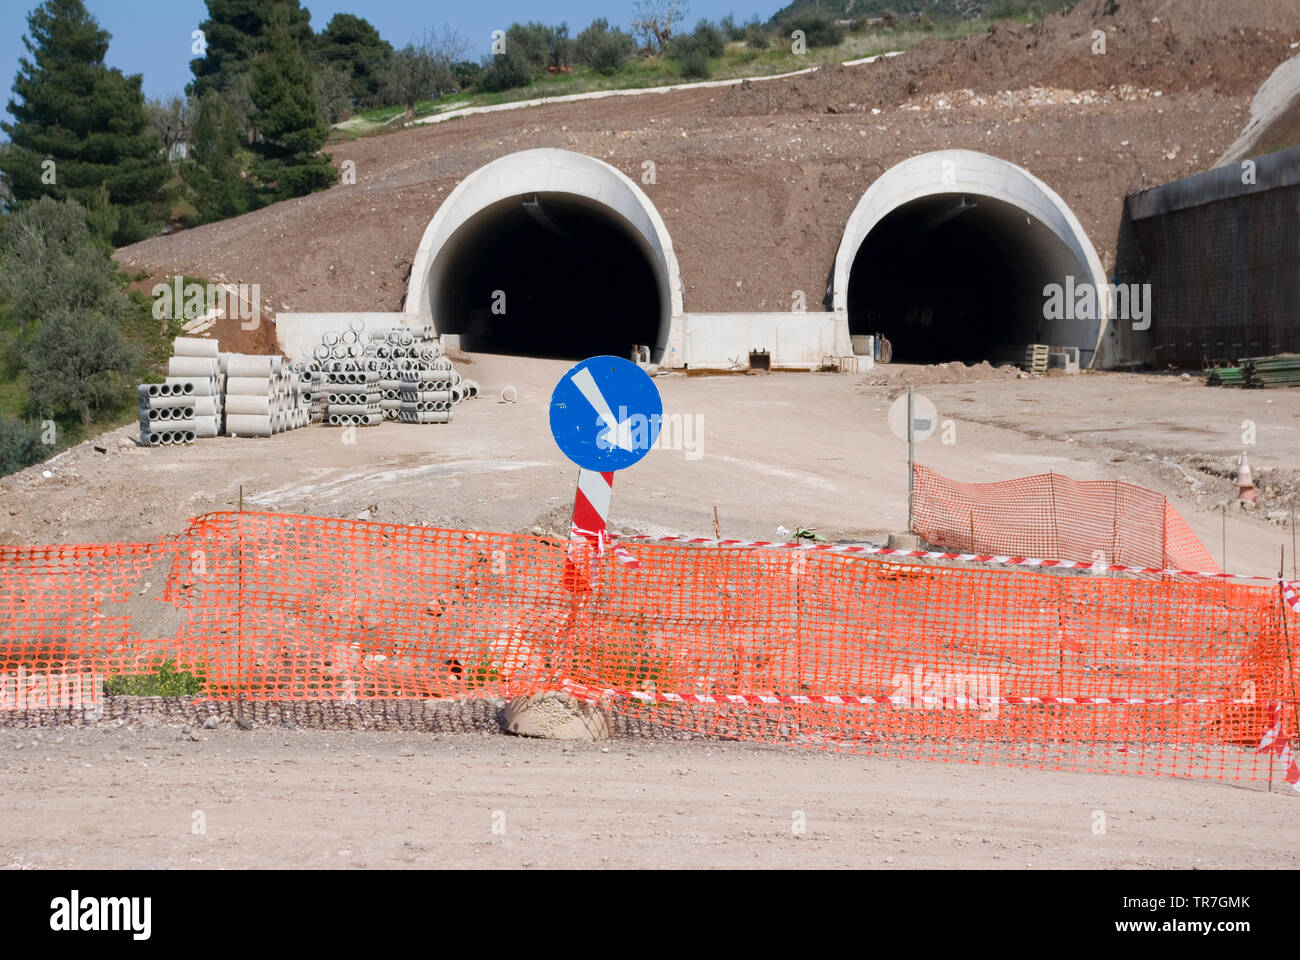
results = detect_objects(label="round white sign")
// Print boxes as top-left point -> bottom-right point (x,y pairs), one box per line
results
888,392 -> 938,442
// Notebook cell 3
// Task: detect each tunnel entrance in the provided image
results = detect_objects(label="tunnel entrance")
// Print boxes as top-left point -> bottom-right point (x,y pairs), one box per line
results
846,194 -> 1080,364
429,192 -> 664,360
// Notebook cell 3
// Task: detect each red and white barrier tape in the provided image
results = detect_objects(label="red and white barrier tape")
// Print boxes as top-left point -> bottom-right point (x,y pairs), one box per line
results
570,526 -> 1300,612
1258,700 -> 1300,791
558,678 -> 1292,709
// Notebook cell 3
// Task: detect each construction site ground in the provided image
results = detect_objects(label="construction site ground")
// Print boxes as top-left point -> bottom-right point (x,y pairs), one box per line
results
7,0 -> 1300,870
5,356 -> 1297,578
2,723 -> 1295,870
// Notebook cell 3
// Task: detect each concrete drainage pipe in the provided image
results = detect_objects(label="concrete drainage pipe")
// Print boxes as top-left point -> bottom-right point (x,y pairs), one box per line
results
225,377 -> 272,396
172,336 -> 219,358
165,377 -> 215,396
168,356 -> 219,378
226,395 -> 274,416
226,354 -> 281,378
225,414 -> 273,438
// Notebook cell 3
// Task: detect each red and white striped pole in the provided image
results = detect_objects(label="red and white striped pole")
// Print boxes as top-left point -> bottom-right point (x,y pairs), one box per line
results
571,468 -> 613,553
565,468 -> 638,592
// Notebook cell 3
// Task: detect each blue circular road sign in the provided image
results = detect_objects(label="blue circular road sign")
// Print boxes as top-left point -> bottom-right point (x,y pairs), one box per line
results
549,356 -> 662,472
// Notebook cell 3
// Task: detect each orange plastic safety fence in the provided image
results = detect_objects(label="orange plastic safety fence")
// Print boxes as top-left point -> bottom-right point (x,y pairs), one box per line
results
911,465 -> 1221,573
2,511 -> 1296,785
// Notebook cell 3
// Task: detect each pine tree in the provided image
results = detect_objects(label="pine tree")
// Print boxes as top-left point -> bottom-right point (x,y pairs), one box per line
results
181,92 -> 252,223
0,0 -> 169,246
248,7 -> 336,202
189,0 -> 314,101
315,13 -> 393,104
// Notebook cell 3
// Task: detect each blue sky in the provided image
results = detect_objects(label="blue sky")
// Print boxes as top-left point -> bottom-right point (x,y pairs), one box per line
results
2,0 -> 785,120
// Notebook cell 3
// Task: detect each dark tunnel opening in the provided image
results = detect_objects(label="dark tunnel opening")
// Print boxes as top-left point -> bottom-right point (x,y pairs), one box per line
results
846,194 -> 1079,364
430,193 -> 665,360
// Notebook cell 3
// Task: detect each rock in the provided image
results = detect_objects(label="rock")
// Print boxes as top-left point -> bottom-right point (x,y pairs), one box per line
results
1265,510 -> 1290,525
202,715 -> 220,729
181,724 -> 192,734
501,692 -> 611,741
886,532 -> 921,550
235,717 -> 254,730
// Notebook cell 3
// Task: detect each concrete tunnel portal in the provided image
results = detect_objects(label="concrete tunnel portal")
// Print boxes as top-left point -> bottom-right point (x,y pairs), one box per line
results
405,149 -> 684,363
834,150 -> 1111,367
402,148 -> 1110,369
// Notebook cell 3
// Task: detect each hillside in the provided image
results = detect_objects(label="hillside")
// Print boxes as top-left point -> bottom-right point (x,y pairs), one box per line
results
113,0 -> 1298,354
769,0 -> 1073,23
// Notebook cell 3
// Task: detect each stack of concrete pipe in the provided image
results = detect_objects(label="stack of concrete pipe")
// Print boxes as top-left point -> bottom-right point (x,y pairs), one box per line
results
137,381 -> 198,446
287,358 -> 327,424
303,320 -> 470,426
137,336 -> 225,445
220,353 -> 311,437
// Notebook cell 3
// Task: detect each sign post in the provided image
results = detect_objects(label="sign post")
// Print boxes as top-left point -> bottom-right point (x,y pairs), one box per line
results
888,388 -> 937,535
549,356 -> 662,583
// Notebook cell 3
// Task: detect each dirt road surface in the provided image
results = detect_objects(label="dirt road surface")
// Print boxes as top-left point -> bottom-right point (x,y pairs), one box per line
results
1,724 -> 1295,870
3,358 -> 1296,577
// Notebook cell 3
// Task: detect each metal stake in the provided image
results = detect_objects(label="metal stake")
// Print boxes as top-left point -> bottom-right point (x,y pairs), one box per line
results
907,386 -> 915,534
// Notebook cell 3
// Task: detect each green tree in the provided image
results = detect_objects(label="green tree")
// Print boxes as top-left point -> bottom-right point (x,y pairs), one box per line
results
0,0 -> 169,246
689,19 -> 727,57
189,0 -> 314,101
667,31 -> 713,78
248,8 -> 336,202
0,197 -> 140,426
575,19 -> 636,76
0,417 -> 45,477
478,46 -> 534,93
24,306 -> 137,423
776,9 -> 846,47
181,92 -> 253,223
383,27 -> 467,117
314,63 -> 353,124
314,13 -> 393,103
0,195 -> 120,336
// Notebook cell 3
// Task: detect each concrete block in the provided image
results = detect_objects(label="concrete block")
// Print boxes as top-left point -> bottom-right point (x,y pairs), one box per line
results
887,533 -> 922,550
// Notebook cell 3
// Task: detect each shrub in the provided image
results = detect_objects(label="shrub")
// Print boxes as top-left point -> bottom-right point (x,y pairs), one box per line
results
478,46 -> 535,92
0,417 -> 45,476
575,19 -> 635,75
668,33 -> 711,79
780,9 -> 846,48
501,21 -> 572,78
690,18 -> 727,58
105,658 -> 207,697
745,23 -> 770,50
24,307 -> 138,424
451,60 -> 482,90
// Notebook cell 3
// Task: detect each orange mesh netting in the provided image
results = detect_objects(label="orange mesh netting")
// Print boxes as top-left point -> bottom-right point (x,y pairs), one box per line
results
2,511 -> 1297,785
911,465 -> 1221,572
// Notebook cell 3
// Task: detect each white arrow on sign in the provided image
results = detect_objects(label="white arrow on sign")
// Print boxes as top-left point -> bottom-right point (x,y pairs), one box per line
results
570,367 -> 636,452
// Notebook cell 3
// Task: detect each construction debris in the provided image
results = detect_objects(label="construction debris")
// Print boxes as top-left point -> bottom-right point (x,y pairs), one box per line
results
1023,343 -> 1050,374
1205,354 -> 1300,388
